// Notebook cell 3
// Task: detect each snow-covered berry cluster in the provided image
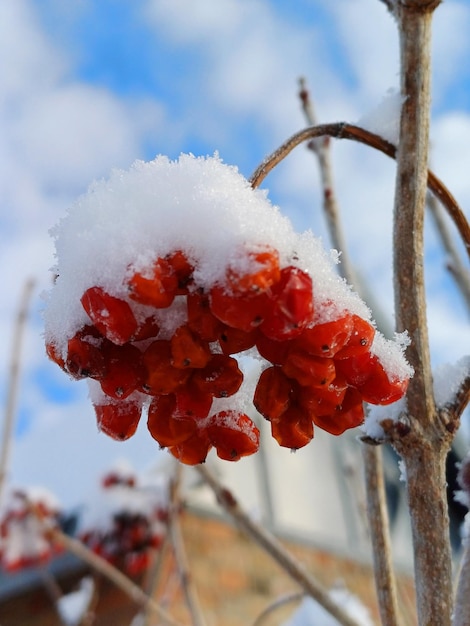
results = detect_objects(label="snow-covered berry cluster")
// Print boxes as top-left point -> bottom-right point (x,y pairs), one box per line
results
0,488 -> 62,572
44,155 -> 412,464
79,464 -> 168,576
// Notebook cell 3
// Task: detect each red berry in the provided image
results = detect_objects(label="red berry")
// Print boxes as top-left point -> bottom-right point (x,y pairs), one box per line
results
65,325 -> 107,380
81,286 -> 138,345
218,326 -> 258,355
355,354 -> 409,405
255,333 -> 292,365
253,366 -> 293,421
261,266 -> 314,340
334,315 -> 375,358
165,250 -> 194,295
168,430 -> 212,465
174,381 -> 213,419
95,400 -> 142,441
191,354 -> 243,398
187,292 -> 224,341
297,376 -> 348,416
294,315 -> 353,358
132,315 -> 161,341
206,411 -> 260,461
282,350 -> 336,388
141,340 -> 191,395
170,325 -> 212,369
147,394 -> 197,447
210,285 -> 269,332
46,341 -> 66,370
271,405 -> 314,449
100,343 -> 145,400
127,257 -> 178,308
312,387 -> 364,435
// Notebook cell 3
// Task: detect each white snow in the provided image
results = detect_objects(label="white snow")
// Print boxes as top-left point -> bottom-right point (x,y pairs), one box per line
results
57,577 -> 95,626
357,89 -> 405,145
282,586 -> 374,626
433,355 -> 470,408
43,153 -> 410,392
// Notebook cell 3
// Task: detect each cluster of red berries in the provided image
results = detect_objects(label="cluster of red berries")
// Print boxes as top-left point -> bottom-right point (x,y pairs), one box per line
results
80,471 -> 167,577
46,245 -> 409,464
0,490 -> 62,572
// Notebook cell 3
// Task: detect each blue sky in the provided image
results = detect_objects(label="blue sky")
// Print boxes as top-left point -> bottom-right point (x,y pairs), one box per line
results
1,0 -> 470,512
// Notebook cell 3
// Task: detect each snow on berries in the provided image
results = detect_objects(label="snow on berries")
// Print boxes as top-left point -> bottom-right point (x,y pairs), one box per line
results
44,154 -> 413,464
79,463 -> 169,576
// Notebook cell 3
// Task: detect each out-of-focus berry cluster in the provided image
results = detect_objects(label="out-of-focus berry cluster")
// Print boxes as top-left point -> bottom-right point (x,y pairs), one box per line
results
79,468 -> 168,577
46,245 -> 409,464
0,488 -> 62,572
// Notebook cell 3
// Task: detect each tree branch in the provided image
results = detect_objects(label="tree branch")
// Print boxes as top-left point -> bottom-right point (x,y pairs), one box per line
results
196,465 -> 364,626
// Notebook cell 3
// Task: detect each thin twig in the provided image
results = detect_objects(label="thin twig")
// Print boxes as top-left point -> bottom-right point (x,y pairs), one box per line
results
51,528 -> 187,626
427,190 -> 470,315
196,465 -> 364,626
0,278 -> 35,509
249,123 -> 470,259
168,465 -> 207,626
362,445 -> 401,626
298,78 -> 401,626
251,591 -> 305,626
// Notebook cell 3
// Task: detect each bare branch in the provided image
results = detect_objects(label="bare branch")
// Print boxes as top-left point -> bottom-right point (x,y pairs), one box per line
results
0,278 -> 35,509
196,465 -> 364,626
51,529 -> 187,626
251,591 -> 305,626
249,123 -> 470,261
168,466 -> 207,626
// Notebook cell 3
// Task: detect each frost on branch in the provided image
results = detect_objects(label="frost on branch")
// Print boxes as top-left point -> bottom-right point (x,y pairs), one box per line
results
0,487 -> 62,572
78,461 -> 169,576
44,154 -> 412,464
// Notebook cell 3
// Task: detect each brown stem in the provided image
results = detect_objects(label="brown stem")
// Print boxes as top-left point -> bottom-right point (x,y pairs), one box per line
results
0,278 -> 35,509
362,445 -> 401,626
196,465 -> 364,626
249,123 -> 470,259
251,592 -> 305,626
168,466 -> 207,626
392,4 -> 452,626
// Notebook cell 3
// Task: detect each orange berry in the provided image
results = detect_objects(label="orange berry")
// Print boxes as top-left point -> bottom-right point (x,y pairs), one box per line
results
165,250 -> 194,295
100,343 -> 145,400
46,341 -> 66,370
297,376 -> 348,416
255,333 -> 292,365
226,246 -> 281,295
127,257 -> 178,308
66,325 -> 107,380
